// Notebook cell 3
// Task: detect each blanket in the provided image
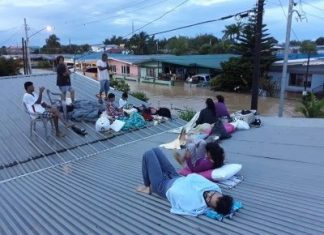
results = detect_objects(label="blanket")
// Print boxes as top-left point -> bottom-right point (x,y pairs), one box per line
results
71,100 -> 105,122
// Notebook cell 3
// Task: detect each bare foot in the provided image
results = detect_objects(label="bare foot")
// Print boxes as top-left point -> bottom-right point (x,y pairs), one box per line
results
136,185 -> 151,194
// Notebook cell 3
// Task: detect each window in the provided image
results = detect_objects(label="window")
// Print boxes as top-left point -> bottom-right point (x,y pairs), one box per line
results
146,68 -> 155,77
121,65 -> 130,75
289,73 -> 312,87
110,65 -> 116,73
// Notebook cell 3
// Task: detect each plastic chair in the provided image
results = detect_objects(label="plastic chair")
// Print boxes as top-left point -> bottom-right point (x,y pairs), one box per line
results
46,89 -> 68,121
23,102 -> 54,137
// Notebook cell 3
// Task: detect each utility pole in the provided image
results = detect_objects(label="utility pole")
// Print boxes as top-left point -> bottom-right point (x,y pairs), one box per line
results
278,0 -> 294,117
251,0 -> 264,110
24,18 -> 32,74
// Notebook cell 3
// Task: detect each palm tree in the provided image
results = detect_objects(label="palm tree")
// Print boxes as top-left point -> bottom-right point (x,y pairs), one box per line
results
299,40 -> 317,93
222,23 -> 243,41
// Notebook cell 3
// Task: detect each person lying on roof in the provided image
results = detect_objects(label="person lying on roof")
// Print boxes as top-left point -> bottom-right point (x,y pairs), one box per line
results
136,147 -> 233,217
105,92 -> 124,118
23,81 -> 68,137
174,140 -> 225,173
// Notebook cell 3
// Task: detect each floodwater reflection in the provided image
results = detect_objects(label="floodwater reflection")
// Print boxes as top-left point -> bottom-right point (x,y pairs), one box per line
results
128,81 -> 301,117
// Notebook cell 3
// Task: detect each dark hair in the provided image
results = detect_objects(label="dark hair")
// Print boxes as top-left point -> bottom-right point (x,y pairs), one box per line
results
215,195 -> 233,215
206,98 -> 216,116
216,95 -> 225,103
122,92 -> 128,99
108,93 -> 115,99
56,55 -> 64,64
102,53 -> 108,59
24,81 -> 33,90
157,107 -> 171,118
205,142 -> 224,169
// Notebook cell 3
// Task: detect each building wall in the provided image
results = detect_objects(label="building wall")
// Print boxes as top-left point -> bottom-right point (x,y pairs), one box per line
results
109,60 -> 139,77
269,71 -> 324,92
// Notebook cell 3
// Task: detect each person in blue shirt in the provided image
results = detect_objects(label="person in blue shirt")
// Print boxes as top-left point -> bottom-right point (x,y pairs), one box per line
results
136,147 -> 233,216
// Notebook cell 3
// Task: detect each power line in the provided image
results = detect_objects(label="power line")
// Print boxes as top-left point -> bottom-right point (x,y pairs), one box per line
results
123,0 -> 190,38
147,9 -> 253,36
301,0 -> 324,11
0,27 -> 23,45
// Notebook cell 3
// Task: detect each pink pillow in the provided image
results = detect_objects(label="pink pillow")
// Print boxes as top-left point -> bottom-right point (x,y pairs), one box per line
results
179,167 -> 213,180
224,123 -> 235,134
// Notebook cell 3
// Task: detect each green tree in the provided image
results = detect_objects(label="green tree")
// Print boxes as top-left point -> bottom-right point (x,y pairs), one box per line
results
189,34 -> 218,53
296,93 -> 324,118
222,22 -> 243,42
315,37 -> 324,45
103,35 -> 126,46
216,15 -> 277,92
42,34 -> 61,54
299,40 -> 317,91
289,40 -> 301,46
166,36 -> 190,55
126,31 -> 155,55
0,57 -> 21,76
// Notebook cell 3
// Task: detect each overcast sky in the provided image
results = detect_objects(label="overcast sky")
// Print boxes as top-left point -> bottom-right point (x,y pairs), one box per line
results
1,0 -> 324,47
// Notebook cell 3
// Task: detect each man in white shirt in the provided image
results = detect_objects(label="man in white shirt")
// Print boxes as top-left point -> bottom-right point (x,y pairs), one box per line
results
23,81 -> 65,137
96,53 -> 110,103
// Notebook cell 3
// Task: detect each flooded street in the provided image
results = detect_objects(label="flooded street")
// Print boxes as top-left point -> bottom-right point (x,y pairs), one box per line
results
128,81 -> 302,117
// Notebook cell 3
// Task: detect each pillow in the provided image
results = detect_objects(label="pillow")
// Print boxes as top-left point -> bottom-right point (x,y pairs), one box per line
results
179,163 -> 242,181
224,123 -> 235,134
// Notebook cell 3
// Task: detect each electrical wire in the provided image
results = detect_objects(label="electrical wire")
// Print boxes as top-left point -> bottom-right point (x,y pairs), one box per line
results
278,0 -> 300,41
147,9 -> 253,36
301,0 -> 324,11
123,0 -> 190,38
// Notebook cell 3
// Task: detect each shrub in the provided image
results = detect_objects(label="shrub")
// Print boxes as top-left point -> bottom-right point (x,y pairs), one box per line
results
37,60 -> 52,68
110,78 -> 130,92
130,91 -> 149,102
178,106 -> 196,121
295,93 -> 324,118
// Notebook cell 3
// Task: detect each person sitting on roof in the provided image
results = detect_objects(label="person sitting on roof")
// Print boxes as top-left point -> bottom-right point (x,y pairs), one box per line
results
23,81 -> 67,137
195,98 -> 218,126
106,93 -> 124,118
174,140 -> 225,173
136,147 -> 233,216
119,92 -> 128,109
214,95 -> 230,121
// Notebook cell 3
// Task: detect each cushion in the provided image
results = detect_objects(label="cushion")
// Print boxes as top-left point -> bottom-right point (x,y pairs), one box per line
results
179,163 -> 242,181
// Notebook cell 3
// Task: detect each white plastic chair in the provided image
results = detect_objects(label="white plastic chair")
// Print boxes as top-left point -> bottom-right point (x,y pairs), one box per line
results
46,89 -> 68,121
23,102 -> 54,137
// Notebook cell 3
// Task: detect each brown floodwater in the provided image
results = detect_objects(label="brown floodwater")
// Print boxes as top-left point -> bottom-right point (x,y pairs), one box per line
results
128,81 -> 302,117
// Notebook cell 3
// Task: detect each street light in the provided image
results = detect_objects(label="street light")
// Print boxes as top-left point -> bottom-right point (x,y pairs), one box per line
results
24,18 -> 52,74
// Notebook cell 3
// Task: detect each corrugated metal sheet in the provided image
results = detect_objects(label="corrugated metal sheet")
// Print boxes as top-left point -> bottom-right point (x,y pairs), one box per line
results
0,73 -> 185,181
0,74 -> 324,234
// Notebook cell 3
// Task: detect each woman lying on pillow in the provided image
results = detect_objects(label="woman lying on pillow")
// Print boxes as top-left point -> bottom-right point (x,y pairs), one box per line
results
136,147 -> 233,216
174,140 -> 225,173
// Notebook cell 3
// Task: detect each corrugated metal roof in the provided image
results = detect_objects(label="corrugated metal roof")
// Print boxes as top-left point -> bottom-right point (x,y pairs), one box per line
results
0,73 -> 324,234
0,73 -> 185,181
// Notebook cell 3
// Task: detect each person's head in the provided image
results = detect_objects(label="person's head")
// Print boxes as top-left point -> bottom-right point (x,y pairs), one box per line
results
102,53 -> 108,61
57,55 -> 64,64
216,95 -> 225,103
121,92 -> 128,100
24,81 -> 34,93
205,192 -> 233,215
205,98 -> 216,114
205,142 -> 224,169
108,92 -> 115,102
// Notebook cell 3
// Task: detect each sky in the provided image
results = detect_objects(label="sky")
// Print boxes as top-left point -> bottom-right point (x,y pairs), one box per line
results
0,0 -> 324,47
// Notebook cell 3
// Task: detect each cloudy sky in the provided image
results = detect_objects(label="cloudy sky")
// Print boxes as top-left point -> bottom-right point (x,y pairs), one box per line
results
0,0 -> 324,47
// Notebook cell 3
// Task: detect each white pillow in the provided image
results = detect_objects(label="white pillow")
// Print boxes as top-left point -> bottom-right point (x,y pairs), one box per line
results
211,164 -> 242,181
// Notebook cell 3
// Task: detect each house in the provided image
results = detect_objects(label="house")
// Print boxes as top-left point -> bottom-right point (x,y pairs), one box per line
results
75,53 -> 237,85
269,57 -> 324,94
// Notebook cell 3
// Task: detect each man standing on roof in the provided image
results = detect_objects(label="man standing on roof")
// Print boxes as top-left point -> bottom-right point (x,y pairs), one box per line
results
96,53 -> 110,104
56,55 -> 75,103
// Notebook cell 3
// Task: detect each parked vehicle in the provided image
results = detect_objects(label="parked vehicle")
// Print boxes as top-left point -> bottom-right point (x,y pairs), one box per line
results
186,74 -> 211,86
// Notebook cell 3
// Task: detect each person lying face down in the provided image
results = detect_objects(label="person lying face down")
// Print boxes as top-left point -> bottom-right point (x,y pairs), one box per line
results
136,147 -> 233,216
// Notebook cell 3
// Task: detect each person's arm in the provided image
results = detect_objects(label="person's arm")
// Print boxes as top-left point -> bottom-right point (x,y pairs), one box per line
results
62,65 -> 71,76
35,87 -> 45,104
97,61 -> 109,71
